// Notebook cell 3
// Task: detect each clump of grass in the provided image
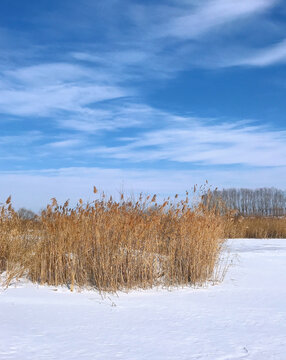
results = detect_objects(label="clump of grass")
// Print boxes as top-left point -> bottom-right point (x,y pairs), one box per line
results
0,188 -> 226,292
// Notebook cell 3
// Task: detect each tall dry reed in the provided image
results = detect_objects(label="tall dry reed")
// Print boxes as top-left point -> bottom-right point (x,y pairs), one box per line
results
0,188 -> 226,292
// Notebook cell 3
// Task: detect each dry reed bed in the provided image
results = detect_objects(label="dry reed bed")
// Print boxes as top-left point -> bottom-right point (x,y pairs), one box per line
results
0,190 -> 226,292
225,216 -> 286,239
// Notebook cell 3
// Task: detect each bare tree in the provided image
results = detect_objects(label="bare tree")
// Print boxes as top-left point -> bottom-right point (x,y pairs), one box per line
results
17,208 -> 37,220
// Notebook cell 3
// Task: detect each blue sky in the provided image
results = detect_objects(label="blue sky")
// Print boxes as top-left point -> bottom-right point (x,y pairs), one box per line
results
1,0 -> 286,209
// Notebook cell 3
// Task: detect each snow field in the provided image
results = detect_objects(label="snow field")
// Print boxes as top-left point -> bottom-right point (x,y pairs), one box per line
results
0,239 -> 285,360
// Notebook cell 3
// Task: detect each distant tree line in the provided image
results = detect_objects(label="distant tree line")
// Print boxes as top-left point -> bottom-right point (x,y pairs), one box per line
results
205,188 -> 286,216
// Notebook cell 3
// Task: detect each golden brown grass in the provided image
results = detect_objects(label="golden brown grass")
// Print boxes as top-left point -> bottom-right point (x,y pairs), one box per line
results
225,215 -> 286,239
0,189 -> 226,292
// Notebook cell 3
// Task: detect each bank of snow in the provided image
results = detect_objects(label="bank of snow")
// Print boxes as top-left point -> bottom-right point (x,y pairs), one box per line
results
0,239 -> 286,360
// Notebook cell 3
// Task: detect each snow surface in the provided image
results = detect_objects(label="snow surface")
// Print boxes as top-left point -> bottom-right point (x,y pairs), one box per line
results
0,239 -> 286,360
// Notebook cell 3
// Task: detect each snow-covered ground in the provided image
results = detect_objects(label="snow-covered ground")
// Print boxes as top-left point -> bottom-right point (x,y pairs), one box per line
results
0,239 -> 286,360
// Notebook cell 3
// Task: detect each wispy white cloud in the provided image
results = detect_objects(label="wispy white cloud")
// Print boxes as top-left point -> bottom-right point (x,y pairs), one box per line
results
157,0 -> 277,39
68,0 -> 282,75
0,131 -> 42,145
58,103 -> 168,133
47,139 -> 82,149
3,63 -> 92,86
0,63 -> 129,117
87,110 -> 286,167
0,131 -> 43,163
0,0 -> 282,104
72,50 -> 149,66
2,99 -> 285,170
233,39 -> 286,66
0,85 -> 126,117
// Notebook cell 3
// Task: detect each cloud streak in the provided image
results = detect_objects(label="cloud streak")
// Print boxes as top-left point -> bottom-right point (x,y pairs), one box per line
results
1,97 -> 285,170
157,0 -> 277,39
0,63 -> 129,117
234,39 -> 286,67
88,112 -> 286,167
